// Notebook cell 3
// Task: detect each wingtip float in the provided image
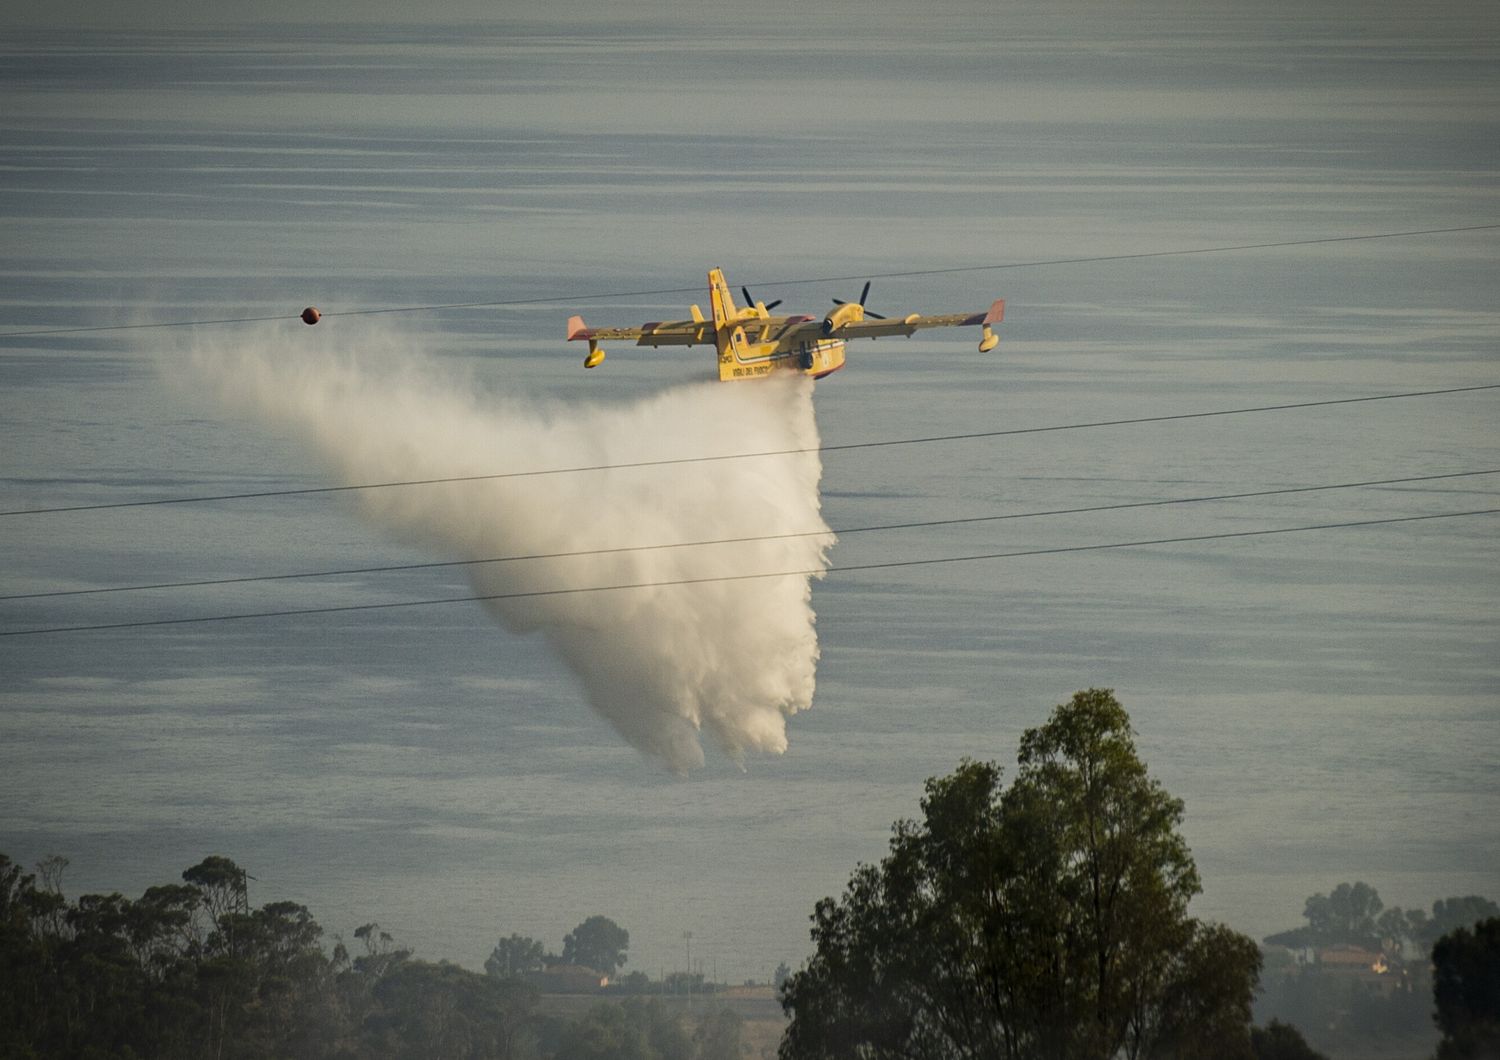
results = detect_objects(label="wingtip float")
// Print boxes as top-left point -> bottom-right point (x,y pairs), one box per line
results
567,268 -> 1004,381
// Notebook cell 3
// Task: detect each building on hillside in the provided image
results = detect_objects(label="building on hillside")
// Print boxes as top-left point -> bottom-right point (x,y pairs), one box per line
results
1315,944 -> 1403,997
1317,943 -> 1382,969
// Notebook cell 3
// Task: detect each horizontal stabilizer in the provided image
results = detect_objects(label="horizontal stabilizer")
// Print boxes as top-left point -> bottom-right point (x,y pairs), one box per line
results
956,300 -> 1006,327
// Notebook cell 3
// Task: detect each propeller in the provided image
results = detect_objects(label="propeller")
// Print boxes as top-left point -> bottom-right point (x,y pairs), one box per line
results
831,280 -> 886,320
741,286 -> 782,311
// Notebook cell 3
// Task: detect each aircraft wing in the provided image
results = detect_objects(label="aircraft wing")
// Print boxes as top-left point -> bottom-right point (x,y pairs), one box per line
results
567,315 -> 713,348
821,299 -> 1006,341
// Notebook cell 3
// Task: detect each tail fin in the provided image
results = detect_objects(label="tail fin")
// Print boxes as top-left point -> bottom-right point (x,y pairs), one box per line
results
707,268 -> 738,331
707,267 -> 747,363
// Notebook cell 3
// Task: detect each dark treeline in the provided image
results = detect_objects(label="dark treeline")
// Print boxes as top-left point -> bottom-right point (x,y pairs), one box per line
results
0,853 -> 740,1059
4,690 -> 1497,1059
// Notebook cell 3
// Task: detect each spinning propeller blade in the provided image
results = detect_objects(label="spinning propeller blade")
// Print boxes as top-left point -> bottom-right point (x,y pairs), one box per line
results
831,280 -> 886,320
741,286 -> 782,311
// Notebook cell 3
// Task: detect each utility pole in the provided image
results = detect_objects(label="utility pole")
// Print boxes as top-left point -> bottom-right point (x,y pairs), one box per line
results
683,931 -> 693,1016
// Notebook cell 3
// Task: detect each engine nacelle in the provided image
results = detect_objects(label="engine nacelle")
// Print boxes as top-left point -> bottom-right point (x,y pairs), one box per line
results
821,302 -> 864,336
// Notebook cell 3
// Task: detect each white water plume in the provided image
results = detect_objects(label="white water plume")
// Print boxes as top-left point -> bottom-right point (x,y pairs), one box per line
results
179,328 -> 835,771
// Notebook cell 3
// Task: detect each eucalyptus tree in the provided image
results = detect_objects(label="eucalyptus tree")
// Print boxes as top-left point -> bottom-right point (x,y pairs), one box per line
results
780,689 -> 1260,1060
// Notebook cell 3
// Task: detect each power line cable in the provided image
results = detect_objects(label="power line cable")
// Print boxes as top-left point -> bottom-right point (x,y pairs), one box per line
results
5,468 -> 1494,603
2,223 -> 1495,341
4,383 -> 1496,518
745,224 -> 1500,290
4,507 -> 1494,639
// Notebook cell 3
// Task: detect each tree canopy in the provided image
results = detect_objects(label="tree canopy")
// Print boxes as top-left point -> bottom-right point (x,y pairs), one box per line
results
779,689 -> 1261,1060
1432,917 -> 1500,1060
1248,1021 -> 1328,1060
487,934 -> 549,979
1303,882 -> 1383,946
562,915 -> 630,976
1428,898 -> 1500,950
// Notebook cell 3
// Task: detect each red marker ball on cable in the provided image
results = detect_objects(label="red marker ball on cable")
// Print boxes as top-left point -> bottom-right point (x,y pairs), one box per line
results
301,306 -> 321,325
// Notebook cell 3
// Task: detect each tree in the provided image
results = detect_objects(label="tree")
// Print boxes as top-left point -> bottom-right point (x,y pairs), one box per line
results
553,998 -> 690,1060
1301,882 -> 1383,946
1135,923 -> 1262,1058
1249,1020 -> 1328,1060
0,851 -> 359,1060
1264,881 -> 1403,951
1425,897 -> 1500,950
561,915 -> 630,976
486,934 -> 547,979
555,1000 -> 652,1060
616,970 -> 656,994
1432,917 -> 1500,1060
779,689 -> 1261,1060
1376,906 -> 1415,953
695,1006 -> 744,1060
182,855 -> 248,924
0,856 -> 48,1054
363,959 -> 537,1059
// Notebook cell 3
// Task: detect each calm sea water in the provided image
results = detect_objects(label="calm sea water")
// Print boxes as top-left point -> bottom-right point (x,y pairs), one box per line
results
2,3 -> 1497,983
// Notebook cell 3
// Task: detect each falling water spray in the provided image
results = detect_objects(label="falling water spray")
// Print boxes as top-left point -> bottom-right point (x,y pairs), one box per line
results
179,327 -> 835,771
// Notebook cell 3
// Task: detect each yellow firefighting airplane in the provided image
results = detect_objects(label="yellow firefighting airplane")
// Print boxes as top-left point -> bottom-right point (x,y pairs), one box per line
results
566,268 -> 1004,382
